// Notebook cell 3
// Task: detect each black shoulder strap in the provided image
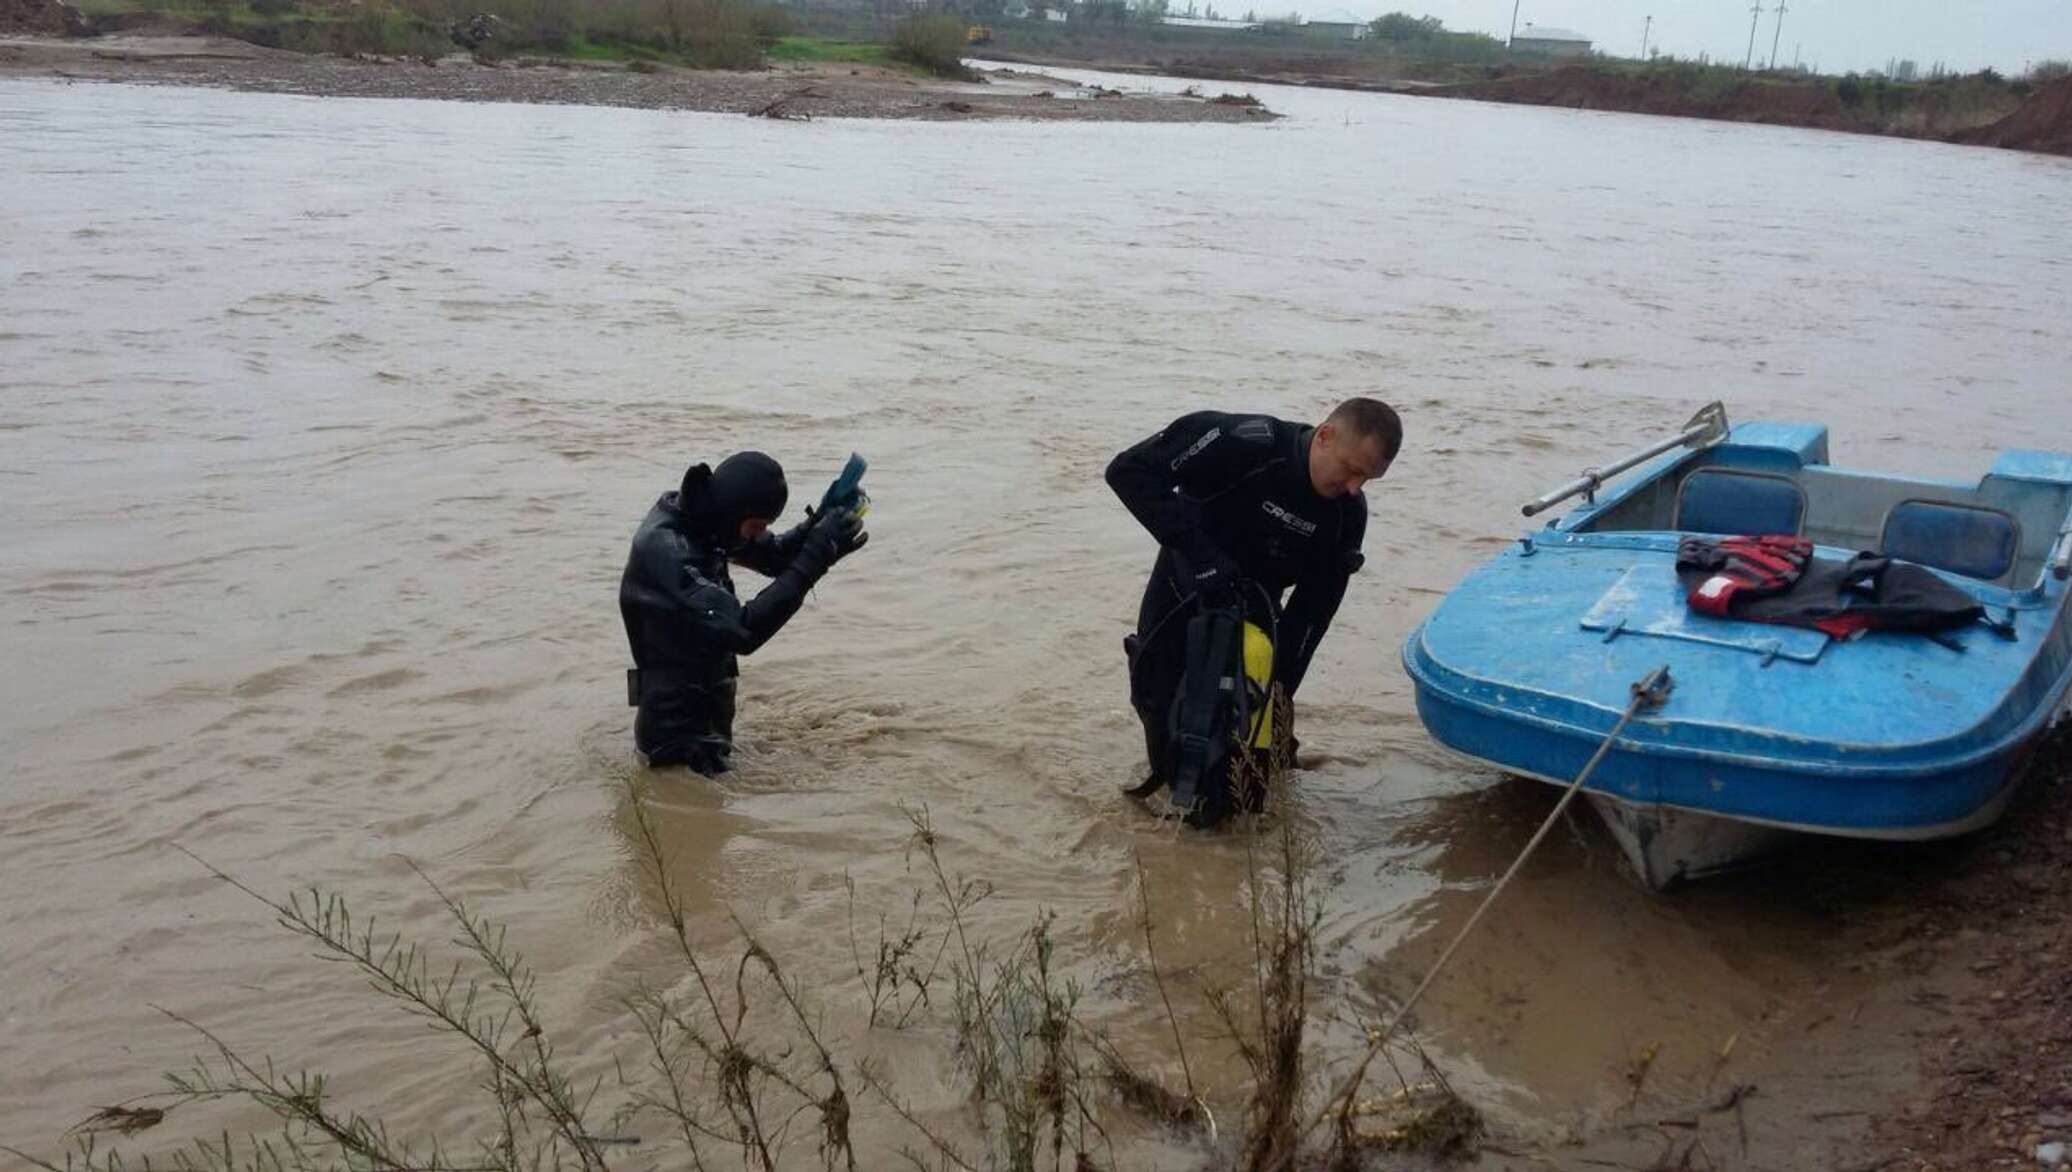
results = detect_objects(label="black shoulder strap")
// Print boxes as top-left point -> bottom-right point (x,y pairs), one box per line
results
1168,606 -> 1245,814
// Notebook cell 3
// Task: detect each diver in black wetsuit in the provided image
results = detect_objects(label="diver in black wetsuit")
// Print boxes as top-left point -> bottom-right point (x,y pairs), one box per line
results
1106,398 -> 1400,824
620,451 -> 867,775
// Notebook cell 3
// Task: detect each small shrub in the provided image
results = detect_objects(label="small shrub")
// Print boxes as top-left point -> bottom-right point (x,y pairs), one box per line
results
891,11 -> 974,78
2031,59 -> 2071,85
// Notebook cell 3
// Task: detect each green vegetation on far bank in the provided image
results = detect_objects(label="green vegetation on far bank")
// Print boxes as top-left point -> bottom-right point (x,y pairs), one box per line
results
70,0 -> 986,78
76,0 -> 795,69
765,33 -> 895,67
70,0 -> 988,77
764,32 -> 967,79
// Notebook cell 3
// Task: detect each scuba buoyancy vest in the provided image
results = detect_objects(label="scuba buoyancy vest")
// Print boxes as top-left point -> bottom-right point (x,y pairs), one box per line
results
1163,603 -> 1278,826
1676,537 -> 1985,638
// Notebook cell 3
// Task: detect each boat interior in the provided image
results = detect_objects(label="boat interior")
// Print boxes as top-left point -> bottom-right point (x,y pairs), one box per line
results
1572,441 -> 2072,592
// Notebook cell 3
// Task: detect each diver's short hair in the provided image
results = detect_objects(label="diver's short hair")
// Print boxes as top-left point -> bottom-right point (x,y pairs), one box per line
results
1326,397 -> 1402,458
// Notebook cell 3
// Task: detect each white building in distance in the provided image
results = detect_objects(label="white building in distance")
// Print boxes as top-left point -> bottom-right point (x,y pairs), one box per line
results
1511,23 -> 1591,56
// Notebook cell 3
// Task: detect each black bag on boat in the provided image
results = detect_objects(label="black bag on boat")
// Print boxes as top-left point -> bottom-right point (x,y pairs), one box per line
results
1677,538 -> 1984,637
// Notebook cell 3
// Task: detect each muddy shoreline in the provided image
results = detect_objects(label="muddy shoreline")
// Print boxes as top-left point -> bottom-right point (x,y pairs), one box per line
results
1446,728 -> 2072,1171
0,33 -> 1279,121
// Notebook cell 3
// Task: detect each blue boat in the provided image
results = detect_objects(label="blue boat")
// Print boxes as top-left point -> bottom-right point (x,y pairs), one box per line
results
1403,404 -> 2072,886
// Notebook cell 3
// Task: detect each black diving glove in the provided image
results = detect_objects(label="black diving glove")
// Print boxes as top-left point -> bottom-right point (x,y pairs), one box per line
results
1175,547 -> 1241,609
803,504 -> 868,566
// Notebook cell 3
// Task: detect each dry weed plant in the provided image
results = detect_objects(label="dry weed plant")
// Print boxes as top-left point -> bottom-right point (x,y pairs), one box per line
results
8,704 -> 1483,1172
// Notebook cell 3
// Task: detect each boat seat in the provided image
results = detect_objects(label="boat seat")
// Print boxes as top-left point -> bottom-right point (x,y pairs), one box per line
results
1673,468 -> 1807,536
1879,498 -> 2021,583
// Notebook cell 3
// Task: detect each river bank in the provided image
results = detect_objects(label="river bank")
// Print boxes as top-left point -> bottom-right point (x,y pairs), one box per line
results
1435,66 -> 2072,158
985,43 -> 2072,157
0,32 -> 1277,120
1861,724 -> 2072,1172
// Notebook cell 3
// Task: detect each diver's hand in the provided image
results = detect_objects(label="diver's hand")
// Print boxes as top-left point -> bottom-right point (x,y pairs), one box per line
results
1177,548 -> 1241,608
805,505 -> 868,565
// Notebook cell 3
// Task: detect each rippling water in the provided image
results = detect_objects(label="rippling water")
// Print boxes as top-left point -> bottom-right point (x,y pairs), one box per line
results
3,71 -> 2069,1160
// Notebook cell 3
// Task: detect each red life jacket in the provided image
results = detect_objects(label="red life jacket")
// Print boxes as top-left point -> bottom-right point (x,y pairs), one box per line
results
1676,535 -> 1812,617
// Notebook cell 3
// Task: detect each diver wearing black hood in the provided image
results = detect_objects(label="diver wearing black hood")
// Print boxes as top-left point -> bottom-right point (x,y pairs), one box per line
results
620,451 -> 867,774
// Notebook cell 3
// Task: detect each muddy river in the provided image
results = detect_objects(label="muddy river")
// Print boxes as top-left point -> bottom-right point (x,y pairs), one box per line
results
3,71 -> 2069,1164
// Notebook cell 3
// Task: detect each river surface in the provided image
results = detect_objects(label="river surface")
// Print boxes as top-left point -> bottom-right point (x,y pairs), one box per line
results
3,69 -> 2070,1165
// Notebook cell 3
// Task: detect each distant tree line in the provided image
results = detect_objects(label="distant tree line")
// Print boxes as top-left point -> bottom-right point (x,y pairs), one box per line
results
1364,10 -> 1502,59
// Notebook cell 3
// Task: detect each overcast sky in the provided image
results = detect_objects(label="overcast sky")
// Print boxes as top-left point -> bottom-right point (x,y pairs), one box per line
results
1318,1 -> 2072,75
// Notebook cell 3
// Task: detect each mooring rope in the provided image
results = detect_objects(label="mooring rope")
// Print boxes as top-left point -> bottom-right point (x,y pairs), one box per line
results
1308,663 -> 1676,1135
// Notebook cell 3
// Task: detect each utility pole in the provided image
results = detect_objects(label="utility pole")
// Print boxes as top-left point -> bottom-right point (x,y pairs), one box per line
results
1744,0 -> 1762,69
1508,0 -> 1520,46
1640,13 -> 1651,59
1768,0 -> 1787,70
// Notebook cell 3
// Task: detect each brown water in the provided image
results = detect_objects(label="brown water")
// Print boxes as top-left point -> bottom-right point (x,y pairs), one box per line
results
3,72 -> 2070,1163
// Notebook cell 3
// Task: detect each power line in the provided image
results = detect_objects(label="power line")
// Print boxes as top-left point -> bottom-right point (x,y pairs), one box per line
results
1768,0 -> 1788,70
1744,0 -> 1763,69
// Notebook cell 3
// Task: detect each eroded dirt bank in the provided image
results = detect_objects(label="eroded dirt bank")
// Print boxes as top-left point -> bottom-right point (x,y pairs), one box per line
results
989,45 -> 2072,156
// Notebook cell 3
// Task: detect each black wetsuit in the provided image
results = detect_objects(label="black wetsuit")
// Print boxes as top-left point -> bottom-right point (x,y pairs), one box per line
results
1107,411 -> 1367,789
619,488 -> 839,775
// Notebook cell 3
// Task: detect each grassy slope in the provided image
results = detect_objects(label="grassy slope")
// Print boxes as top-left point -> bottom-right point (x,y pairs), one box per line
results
766,35 -> 897,68
69,0 -> 932,75
67,0 -> 797,68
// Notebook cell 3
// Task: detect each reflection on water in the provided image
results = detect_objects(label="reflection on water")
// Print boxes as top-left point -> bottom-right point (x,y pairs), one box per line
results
1,72 -> 2068,1157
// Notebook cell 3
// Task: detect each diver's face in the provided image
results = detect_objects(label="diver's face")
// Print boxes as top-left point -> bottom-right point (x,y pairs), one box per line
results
1308,425 -> 1392,499
734,517 -> 771,548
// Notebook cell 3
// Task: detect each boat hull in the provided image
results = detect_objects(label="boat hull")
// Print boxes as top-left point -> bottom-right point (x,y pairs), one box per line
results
1584,794 -> 1795,890
1406,657 -> 2052,839
1408,632 -> 2059,885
